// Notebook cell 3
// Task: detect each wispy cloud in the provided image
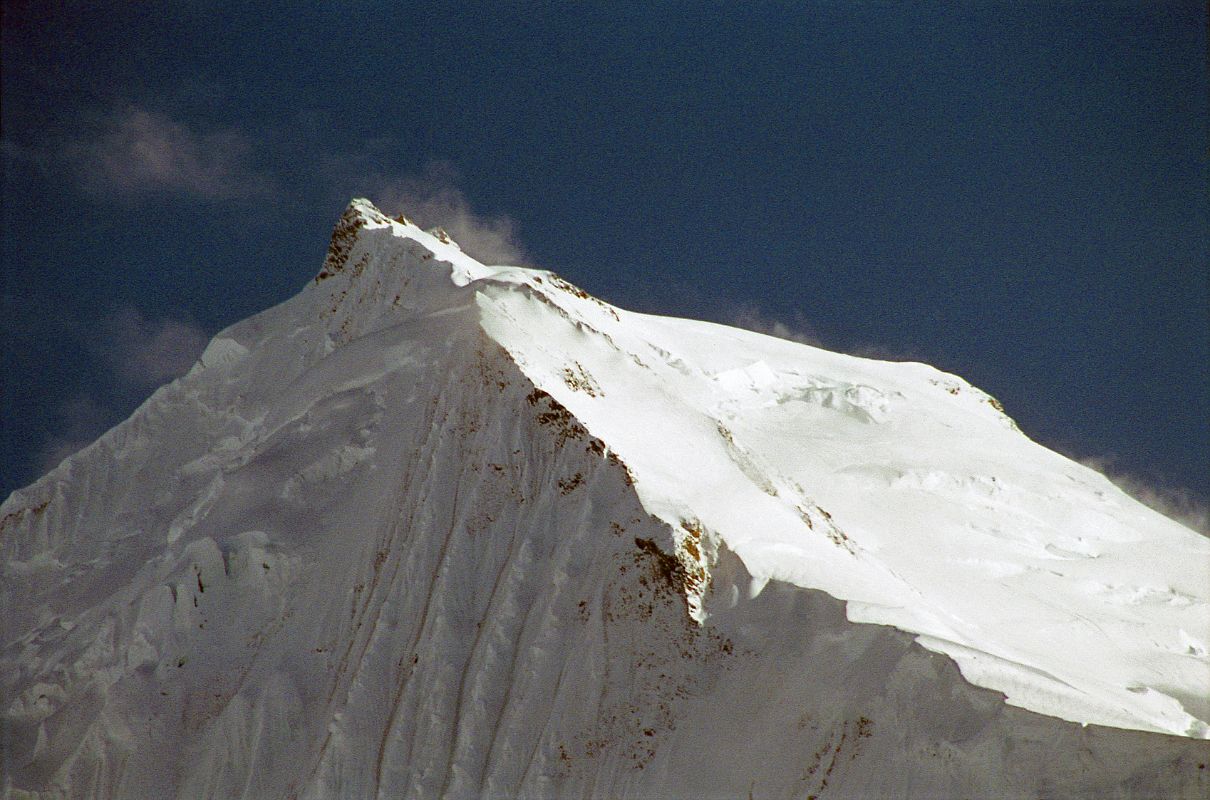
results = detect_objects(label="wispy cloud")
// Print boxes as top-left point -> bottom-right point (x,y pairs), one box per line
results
1078,457 -> 1209,535
101,306 -> 210,391
34,306 -> 209,476
729,305 -> 825,347
67,107 -> 272,199
35,394 -> 112,477
1,137 -> 46,167
727,305 -> 928,364
359,163 -> 529,266
848,341 -> 930,364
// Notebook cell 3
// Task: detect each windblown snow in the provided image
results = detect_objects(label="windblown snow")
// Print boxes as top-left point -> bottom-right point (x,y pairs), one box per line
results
3,200 -> 1208,798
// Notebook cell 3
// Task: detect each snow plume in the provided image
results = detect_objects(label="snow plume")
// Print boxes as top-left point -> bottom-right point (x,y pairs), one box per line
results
102,306 -> 209,391
367,163 -> 528,266
1080,457 -> 1209,536
35,394 -> 112,477
68,107 -> 272,199
729,305 -> 825,347
35,307 -> 208,476
728,306 -> 928,364
849,341 -> 931,364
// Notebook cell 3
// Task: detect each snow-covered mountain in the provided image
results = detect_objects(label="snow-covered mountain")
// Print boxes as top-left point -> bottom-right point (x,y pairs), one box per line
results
3,200 -> 1207,799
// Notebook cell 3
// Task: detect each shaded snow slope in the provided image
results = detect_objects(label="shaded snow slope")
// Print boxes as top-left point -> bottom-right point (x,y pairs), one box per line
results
3,200 -> 1208,798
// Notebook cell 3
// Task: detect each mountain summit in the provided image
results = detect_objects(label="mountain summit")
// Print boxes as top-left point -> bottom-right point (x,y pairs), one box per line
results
3,200 -> 1207,798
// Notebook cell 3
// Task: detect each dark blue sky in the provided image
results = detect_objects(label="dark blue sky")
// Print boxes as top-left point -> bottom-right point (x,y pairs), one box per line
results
2,2 -> 1207,523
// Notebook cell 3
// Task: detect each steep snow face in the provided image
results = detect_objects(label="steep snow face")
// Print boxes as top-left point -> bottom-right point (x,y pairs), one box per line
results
2,200 -> 1208,799
472,220 -> 1210,742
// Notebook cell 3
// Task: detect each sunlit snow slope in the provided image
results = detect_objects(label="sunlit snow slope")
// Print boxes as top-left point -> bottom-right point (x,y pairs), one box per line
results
3,200 -> 1208,799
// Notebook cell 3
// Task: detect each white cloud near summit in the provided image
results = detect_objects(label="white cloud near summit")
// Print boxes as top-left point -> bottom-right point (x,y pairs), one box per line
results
364,163 -> 529,266
35,307 -> 209,477
68,107 -> 272,199
729,305 -> 825,348
35,394 -> 112,477
102,306 -> 210,391
1078,457 -> 1209,536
